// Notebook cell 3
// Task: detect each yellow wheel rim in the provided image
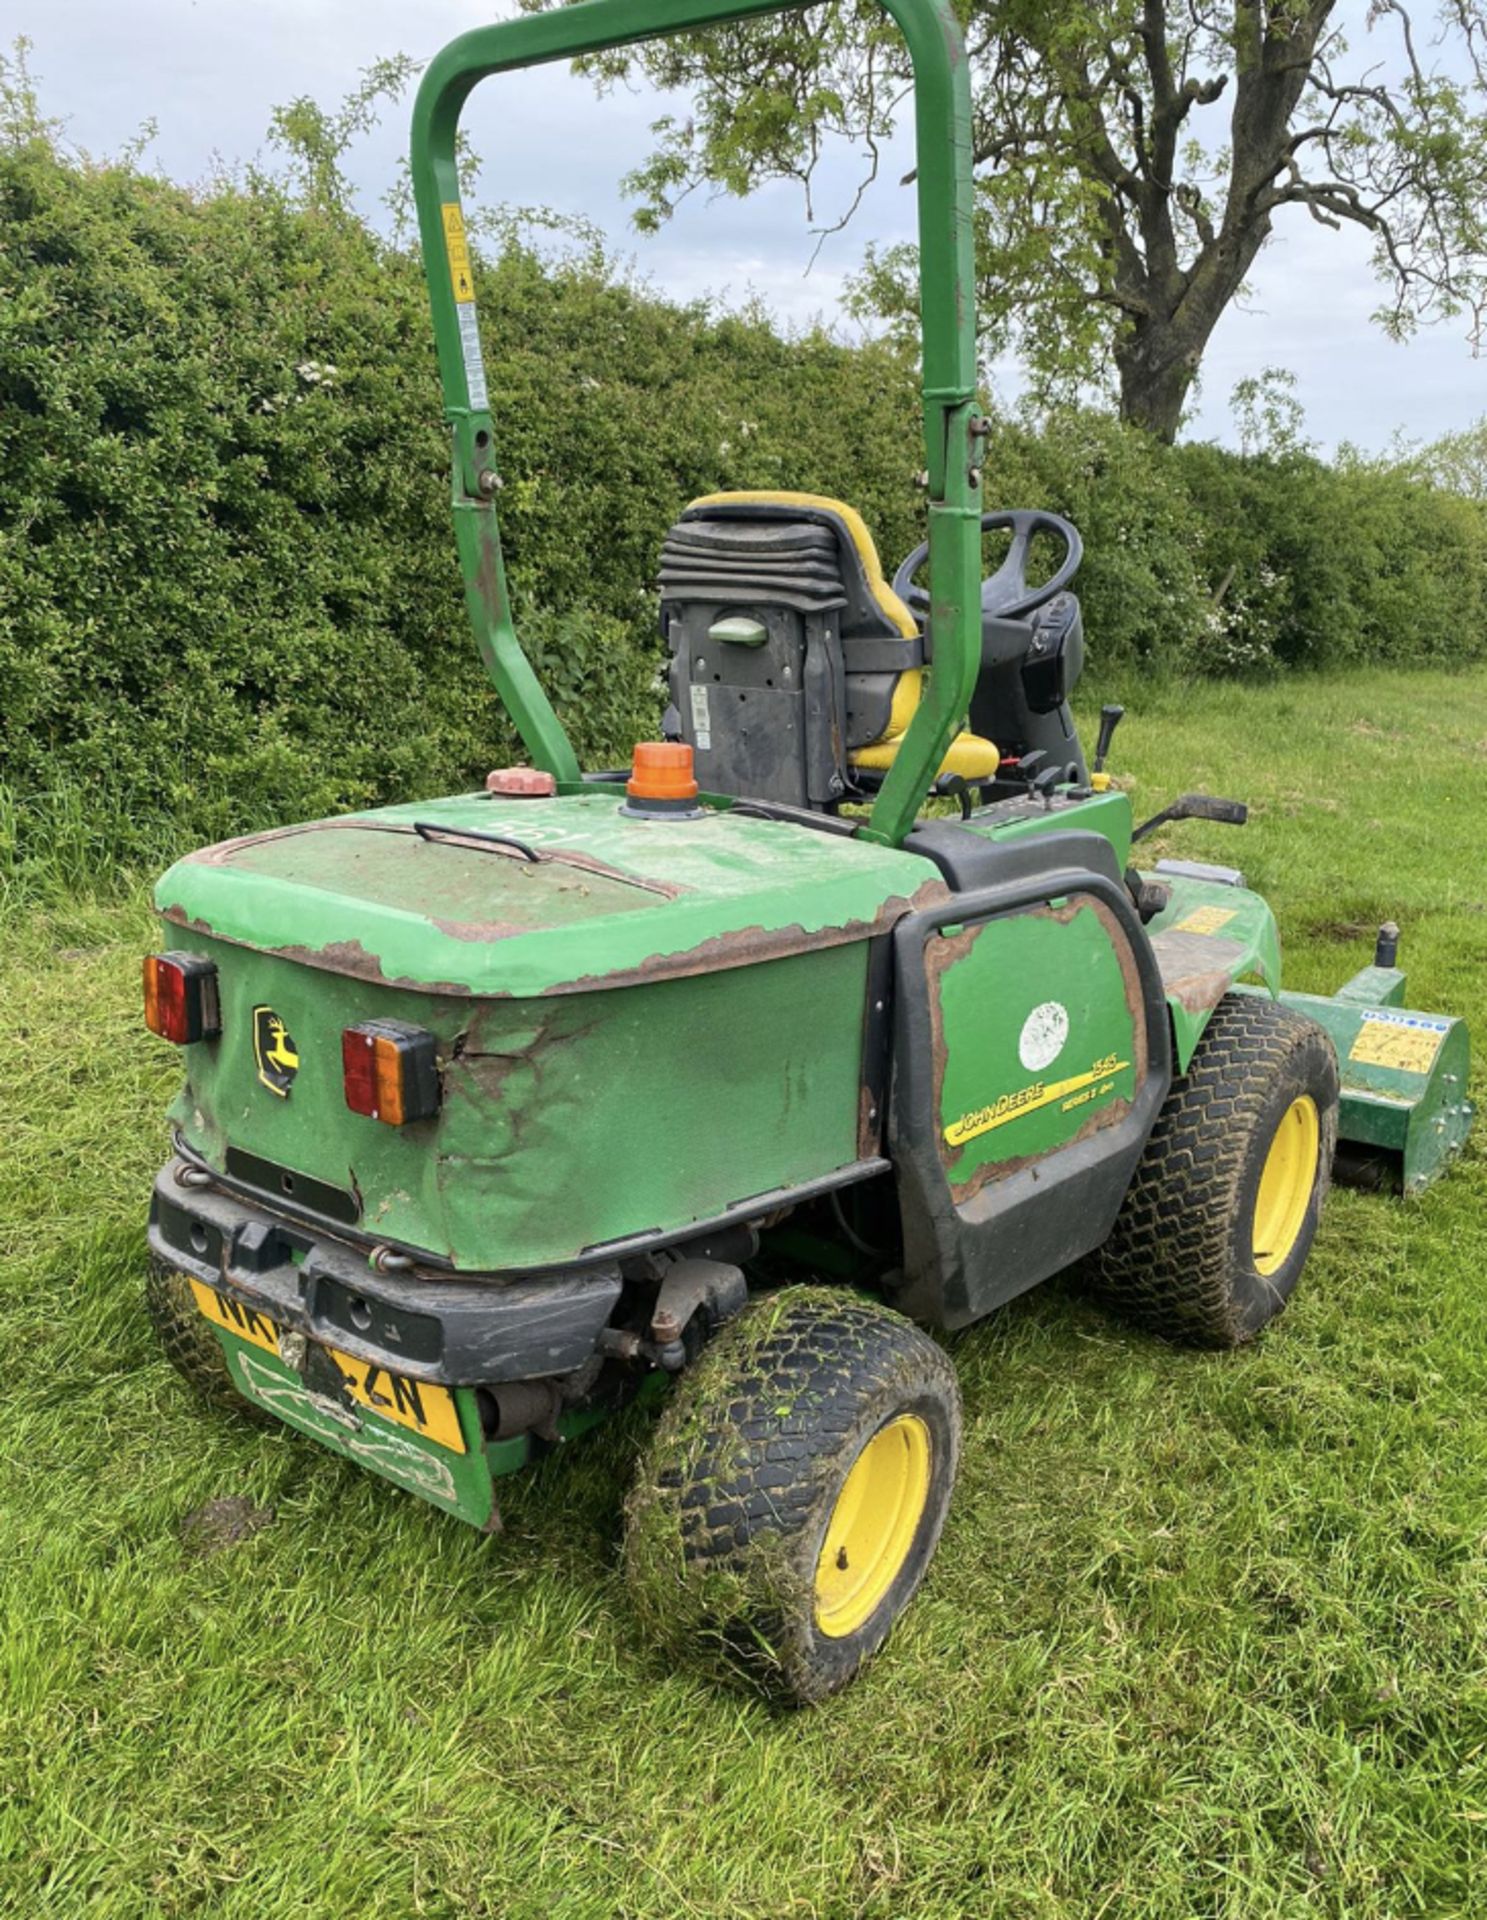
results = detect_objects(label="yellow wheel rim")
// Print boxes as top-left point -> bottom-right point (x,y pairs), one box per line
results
814,1413 -> 932,1639
1251,1095 -> 1320,1276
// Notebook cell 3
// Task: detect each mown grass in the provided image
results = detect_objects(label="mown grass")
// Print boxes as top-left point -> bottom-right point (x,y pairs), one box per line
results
2,666 -> 1486,1918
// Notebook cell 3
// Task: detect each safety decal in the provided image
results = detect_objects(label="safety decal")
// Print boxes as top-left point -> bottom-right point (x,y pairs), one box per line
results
1348,1007 -> 1450,1075
441,203 -> 475,303
441,203 -> 490,409
689,684 -> 712,751
1173,904 -> 1237,935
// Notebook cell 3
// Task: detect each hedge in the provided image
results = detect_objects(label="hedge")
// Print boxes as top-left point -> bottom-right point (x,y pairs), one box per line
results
3,126 -> 1484,888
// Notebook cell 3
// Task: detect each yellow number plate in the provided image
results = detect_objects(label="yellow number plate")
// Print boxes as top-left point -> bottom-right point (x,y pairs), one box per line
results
189,1280 -> 467,1455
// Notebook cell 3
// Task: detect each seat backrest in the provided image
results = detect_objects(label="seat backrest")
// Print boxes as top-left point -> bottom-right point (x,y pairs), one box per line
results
658,492 -> 923,810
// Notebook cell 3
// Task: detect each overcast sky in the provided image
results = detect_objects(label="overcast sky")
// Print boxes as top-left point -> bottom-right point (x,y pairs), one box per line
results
17,0 -> 1487,453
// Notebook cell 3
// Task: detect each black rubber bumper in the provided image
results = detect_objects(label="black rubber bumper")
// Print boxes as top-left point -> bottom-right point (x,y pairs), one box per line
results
148,1166 -> 623,1387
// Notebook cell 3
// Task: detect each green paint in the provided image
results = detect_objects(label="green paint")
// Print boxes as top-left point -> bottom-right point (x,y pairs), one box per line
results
1143,875 -> 1284,1070
1277,991 -> 1472,1192
206,1324 -> 498,1527
409,0 -> 983,848
934,901 -> 1139,1183
971,787 -> 1135,870
157,792 -> 933,999
709,616 -> 769,648
166,933 -> 870,1270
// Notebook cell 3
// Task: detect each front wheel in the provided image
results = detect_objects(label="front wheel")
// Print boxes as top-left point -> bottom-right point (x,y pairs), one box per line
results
623,1285 -> 961,1704
1089,994 -> 1340,1348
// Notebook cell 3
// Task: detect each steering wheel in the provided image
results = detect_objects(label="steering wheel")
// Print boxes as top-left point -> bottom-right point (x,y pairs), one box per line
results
891,510 -> 1084,624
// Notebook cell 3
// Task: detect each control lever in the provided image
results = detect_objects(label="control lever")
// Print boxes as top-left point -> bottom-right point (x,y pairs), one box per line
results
1032,766 -> 1062,812
1131,792 -> 1249,843
1016,749 -> 1048,797
1093,704 -> 1124,775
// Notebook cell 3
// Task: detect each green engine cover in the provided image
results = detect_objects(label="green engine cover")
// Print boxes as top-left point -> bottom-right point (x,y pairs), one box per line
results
155,792 -> 945,1269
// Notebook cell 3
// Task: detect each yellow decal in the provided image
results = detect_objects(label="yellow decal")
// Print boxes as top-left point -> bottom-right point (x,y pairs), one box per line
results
189,1281 -> 466,1454
441,202 -> 475,304
1348,1010 -> 1448,1076
253,1005 -> 299,1098
945,1054 -> 1129,1148
1173,904 -> 1237,935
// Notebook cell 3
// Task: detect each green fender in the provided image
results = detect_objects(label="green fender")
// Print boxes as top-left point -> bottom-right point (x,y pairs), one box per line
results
1140,876 -> 1284,1071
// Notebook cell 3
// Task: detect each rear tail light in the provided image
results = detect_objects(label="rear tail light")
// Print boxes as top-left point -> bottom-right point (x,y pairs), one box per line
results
342,1021 -> 440,1125
143,953 -> 220,1044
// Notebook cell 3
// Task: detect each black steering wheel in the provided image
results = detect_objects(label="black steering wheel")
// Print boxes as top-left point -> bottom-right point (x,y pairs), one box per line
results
892,510 -> 1084,624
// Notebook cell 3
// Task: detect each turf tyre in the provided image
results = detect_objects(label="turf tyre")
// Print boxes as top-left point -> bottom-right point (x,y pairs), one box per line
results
146,1260 -> 272,1422
1089,994 -> 1339,1348
624,1285 -> 961,1705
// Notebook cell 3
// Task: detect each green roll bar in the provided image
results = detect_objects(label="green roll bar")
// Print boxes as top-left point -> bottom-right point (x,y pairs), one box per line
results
411,0 -> 984,848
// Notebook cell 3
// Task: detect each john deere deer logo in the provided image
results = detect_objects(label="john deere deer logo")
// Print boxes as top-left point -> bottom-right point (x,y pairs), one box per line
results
253,1006 -> 300,1097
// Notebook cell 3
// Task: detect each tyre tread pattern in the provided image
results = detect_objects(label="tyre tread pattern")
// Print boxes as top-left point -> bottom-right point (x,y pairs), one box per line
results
663,1292 -> 955,1571
1089,994 -> 1338,1347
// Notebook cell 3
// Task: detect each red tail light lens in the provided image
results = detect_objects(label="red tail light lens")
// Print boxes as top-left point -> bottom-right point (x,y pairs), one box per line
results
342,1021 -> 440,1125
143,953 -> 220,1044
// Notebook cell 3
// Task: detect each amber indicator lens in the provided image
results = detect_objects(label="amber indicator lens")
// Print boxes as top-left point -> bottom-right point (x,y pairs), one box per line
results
627,741 -> 698,801
143,953 -> 220,1044
342,1021 -> 440,1125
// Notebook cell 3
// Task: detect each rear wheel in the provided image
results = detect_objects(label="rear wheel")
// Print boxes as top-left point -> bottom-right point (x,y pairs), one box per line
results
146,1261 -> 271,1422
624,1285 -> 961,1704
1089,994 -> 1339,1347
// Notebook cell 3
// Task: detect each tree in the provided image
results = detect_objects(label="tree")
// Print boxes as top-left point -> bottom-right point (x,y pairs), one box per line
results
544,0 -> 1487,440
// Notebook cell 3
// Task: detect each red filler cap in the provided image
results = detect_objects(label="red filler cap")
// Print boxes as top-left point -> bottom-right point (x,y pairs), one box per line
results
627,742 -> 699,804
486,767 -> 557,797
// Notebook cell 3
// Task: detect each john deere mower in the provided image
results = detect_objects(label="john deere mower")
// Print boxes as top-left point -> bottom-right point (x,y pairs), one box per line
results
142,0 -> 1473,1703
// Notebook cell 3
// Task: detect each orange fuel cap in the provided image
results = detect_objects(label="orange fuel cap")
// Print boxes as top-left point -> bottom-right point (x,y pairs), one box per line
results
627,742 -> 699,805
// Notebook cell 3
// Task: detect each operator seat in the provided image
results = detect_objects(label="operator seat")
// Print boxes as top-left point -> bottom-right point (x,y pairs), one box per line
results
658,491 -> 998,811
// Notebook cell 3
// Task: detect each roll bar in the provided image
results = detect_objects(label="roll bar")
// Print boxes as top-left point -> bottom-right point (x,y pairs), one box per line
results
411,0 -> 983,848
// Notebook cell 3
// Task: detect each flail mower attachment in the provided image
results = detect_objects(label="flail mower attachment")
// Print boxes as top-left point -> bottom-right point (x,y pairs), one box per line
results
1279,923 -> 1472,1194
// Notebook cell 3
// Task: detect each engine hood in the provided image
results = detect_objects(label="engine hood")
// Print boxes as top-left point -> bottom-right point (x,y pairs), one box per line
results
156,791 -> 946,997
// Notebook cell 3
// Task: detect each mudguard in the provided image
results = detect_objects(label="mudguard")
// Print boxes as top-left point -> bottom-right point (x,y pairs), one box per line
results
887,829 -> 1172,1330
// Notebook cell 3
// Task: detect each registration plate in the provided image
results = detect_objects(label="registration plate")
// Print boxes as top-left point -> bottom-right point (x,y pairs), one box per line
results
189,1280 -> 467,1455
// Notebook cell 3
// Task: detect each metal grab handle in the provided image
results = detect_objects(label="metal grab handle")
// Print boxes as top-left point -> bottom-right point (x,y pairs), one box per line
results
412,821 -> 543,862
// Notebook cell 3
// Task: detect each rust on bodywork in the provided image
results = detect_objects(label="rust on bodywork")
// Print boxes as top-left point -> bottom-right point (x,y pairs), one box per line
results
163,881 -> 951,999
159,909 -> 479,995
555,877 -> 950,996
1149,930 -> 1247,1017
928,892 -> 1151,1207
182,817 -> 682,901
946,1088 -> 1133,1207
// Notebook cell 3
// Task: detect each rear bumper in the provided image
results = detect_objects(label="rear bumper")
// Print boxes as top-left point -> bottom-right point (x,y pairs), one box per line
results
148,1164 -> 622,1387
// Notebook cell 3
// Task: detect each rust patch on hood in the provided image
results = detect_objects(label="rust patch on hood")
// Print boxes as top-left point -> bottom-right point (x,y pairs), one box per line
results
162,876 -> 951,998
183,816 -> 682,901
158,908 -> 478,995
554,878 -> 950,996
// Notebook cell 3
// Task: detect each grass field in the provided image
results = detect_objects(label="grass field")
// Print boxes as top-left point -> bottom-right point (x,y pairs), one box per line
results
3,667 -> 1486,1919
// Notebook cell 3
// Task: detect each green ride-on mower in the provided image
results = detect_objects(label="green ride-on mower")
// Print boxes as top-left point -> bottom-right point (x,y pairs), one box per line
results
142,0 -> 1474,1704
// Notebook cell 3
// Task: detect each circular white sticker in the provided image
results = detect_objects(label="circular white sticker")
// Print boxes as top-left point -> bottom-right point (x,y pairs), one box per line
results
1019,1000 -> 1070,1072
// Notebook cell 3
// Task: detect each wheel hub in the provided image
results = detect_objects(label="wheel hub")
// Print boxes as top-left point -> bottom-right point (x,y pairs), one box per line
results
814,1413 -> 932,1638
1252,1094 -> 1320,1276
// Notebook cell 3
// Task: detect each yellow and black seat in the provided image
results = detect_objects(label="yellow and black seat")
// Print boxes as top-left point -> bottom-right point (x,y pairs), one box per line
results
658,491 -> 997,811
